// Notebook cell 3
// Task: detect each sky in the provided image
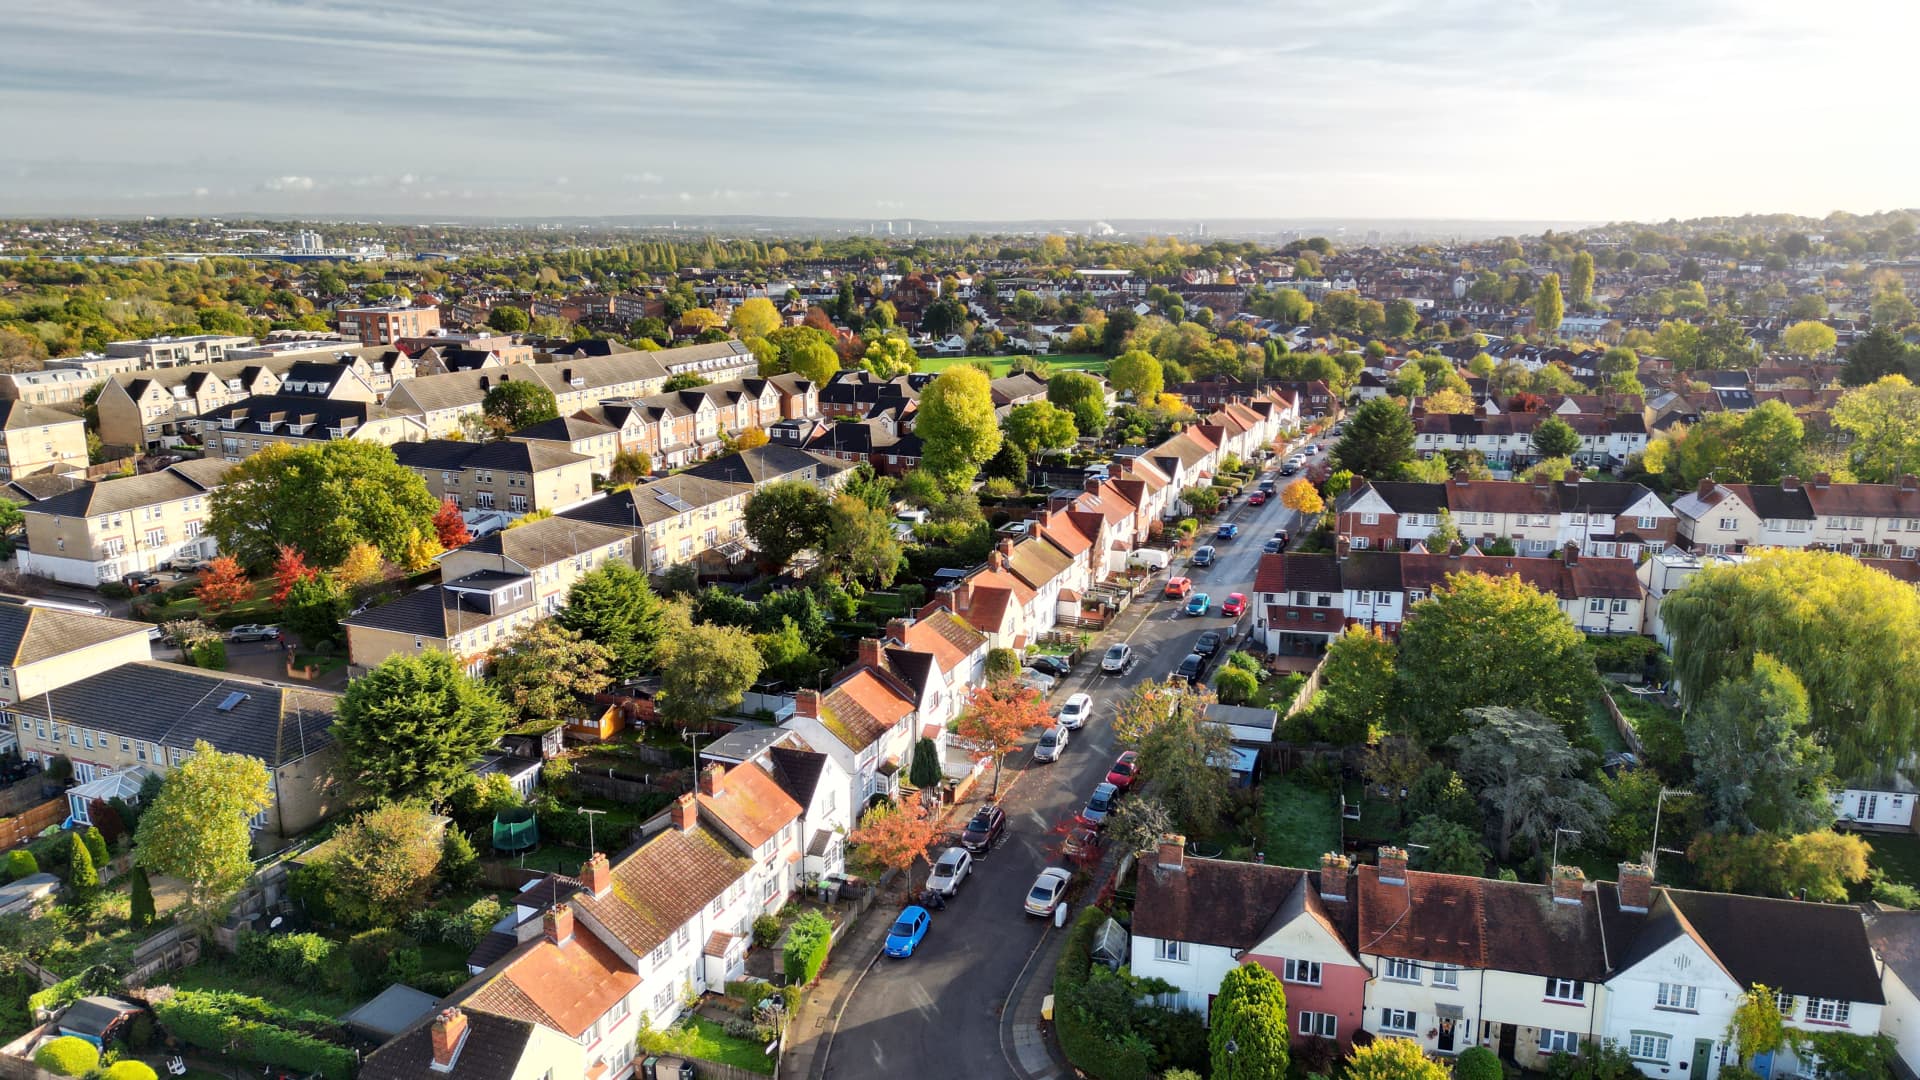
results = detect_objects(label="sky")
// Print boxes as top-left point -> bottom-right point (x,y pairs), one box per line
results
2,0 -> 1915,224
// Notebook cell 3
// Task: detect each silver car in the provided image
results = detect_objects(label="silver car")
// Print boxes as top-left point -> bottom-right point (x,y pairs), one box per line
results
927,846 -> 973,896
1034,726 -> 1070,763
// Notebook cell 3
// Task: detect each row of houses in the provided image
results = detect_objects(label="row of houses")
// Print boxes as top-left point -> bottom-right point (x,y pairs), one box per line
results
1335,475 -> 1678,559
1673,474 -> 1920,560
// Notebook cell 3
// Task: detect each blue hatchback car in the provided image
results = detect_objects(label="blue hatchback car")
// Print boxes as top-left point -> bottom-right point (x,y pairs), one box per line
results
1185,593 -> 1212,616
885,906 -> 931,958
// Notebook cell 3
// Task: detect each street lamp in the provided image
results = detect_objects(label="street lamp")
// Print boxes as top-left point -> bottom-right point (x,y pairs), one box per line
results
1650,788 -> 1694,879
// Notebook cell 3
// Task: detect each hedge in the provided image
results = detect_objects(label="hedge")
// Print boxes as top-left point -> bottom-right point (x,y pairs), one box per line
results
32,1036 -> 98,1077
101,1062 -> 160,1080
1052,908 -> 1155,1080
783,910 -> 833,985
235,930 -> 336,984
153,990 -> 355,1080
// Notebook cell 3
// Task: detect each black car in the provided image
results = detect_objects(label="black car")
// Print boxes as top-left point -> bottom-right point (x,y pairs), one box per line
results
1027,655 -> 1072,679
1280,463 -> 1299,476
1176,652 -> 1207,685
1258,480 -> 1277,494
1272,529 -> 1290,546
1194,631 -> 1223,658
960,804 -> 1006,853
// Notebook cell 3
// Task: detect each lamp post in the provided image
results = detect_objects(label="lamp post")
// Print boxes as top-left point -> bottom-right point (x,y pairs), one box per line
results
1650,788 -> 1694,879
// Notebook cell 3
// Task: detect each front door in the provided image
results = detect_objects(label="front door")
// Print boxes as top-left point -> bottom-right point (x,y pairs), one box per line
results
1692,1039 -> 1713,1077
1498,1023 -> 1517,1061
1437,1018 -> 1457,1053
1752,1051 -> 1774,1079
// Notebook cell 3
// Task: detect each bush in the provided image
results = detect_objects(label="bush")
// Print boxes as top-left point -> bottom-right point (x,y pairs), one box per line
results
237,930 -> 336,984
33,1036 -> 98,1076
783,910 -> 832,985
151,990 -> 354,1080
189,637 -> 228,670
751,913 -> 782,949
1213,667 -> 1256,705
1875,880 -> 1920,909
440,830 -> 479,890
344,928 -> 412,994
1458,1046 -> 1504,1080
102,1062 -> 159,1080
4,849 -> 37,881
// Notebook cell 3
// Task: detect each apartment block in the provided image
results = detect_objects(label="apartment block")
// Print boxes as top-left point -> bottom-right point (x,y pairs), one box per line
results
391,440 -> 595,515
334,303 -> 442,346
17,458 -> 233,584
0,401 -> 88,480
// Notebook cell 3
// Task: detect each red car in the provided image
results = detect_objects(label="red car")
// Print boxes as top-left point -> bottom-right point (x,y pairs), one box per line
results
1222,592 -> 1247,617
1106,751 -> 1139,791
1163,576 -> 1193,599
1248,490 -> 1268,506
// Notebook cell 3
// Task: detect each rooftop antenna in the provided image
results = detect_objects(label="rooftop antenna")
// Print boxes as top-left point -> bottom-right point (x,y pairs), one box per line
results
577,806 -> 608,854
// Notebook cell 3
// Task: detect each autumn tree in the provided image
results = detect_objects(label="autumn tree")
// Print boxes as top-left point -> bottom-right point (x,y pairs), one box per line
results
953,682 -> 1052,795
849,798 -> 936,877
432,500 -> 471,548
318,802 -> 445,928
1423,388 -> 1475,414
729,297 -> 782,339
194,556 -> 252,614
861,335 -> 918,379
334,542 -> 384,587
134,742 -> 272,925
917,366 -> 1003,488
490,621 -> 613,729
209,441 -> 437,567
1689,830 -> 1870,902
1108,349 -> 1165,401
1781,320 -> 1838,357
1281,478 -> 1324,516
270,545 -> 317,604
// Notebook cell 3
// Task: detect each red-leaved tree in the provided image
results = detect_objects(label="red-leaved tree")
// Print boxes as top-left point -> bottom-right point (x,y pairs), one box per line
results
270,545 -> 317,603
953,682 -> 1054,796
432,500 -> 471,549
195,556 -> 252,614
848,798 -> 936,880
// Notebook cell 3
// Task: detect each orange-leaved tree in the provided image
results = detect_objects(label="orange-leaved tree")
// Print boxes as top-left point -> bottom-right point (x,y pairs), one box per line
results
1281,477 -> 1325,516
195,556 -> 252,614
432,499 -> 471,549
270,545 -> 317,604
953,682 -> 1053,796
848,798 -> 936,880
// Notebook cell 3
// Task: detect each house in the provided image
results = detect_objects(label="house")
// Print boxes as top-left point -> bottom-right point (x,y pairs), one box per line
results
391,440 -> 596,516
782,666 -> 920,812
0,369 -> 97,409
926,535 -> 1074,649
559,473 -> 753,575
1865,909 -> 1920,1080
698,727 -> 855,881
873,612 -> 989,727
0,401 -> 89,480
200,368 -> 426,459
507,415 -> 621,477
1336,475 -> 1676,559
1673,474 -> 1920,560
0,602 -> 153,705
681,443 -> 853,492
1413,408 -> 1647,468
92,351 -> 395,451
16,458 -> 233,585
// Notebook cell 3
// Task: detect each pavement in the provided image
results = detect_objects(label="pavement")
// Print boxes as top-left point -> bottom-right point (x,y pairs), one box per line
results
793,438 -> 1330,1080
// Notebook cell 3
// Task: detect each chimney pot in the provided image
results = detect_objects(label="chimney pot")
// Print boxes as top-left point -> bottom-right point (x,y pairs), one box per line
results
1156,833 -> 1187,872
1696,477 -> 1715,499
1319,852 -> 1351,901
1814,472 -> 1830,489
1552,865 -> 1587,905
699,763 -> 725,797
430,1008 -> 469,1072
670,792 -> 699,833
997,537 -> 1015,557
1901,474 -> 1917,493
1336,537 -> 1350,560
1378,845 -> 1409,885
582,852 -> 612,897
1564,468 -> 1582,484
886,617 -> 912,641
1617,862 -> 1654,912
1452,470 -> 1470,486
795,688 -> 821,719
543,902 -> 574,945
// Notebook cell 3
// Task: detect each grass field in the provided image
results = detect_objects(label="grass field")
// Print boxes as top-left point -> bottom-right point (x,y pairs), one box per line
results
919,353 -> 1109,377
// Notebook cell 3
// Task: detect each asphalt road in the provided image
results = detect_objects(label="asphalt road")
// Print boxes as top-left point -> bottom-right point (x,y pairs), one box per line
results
821,441 -> 1329,1080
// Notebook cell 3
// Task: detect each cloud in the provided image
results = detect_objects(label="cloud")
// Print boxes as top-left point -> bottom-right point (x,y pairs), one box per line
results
623,171 -> 664,185
260,175 -> 315,192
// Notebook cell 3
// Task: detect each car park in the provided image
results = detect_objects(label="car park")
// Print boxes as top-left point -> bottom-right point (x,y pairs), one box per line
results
1077,782 -> 1120,828
961,805 -> 1006,853
1057,693 -> 1092,730
927,847 -> 973,896
1027,654 -> 1072,679
1249,490 -> 1269,504
885,906 -> 931,957
1215,523 -> 1239,540
228,623 -> 279,642
1194,630 -> 1223,658
1163,576 -> 1193,599
1190,545 -> 1215,568
1176,652 -> 1206,684
1222,593 -> 1248,617
1185,592 -> 1212,616
1024,868 -> 1073,917
1034,725 -> 1070,763
1106,751 -> 1139,791
1101,643 -> 1133,673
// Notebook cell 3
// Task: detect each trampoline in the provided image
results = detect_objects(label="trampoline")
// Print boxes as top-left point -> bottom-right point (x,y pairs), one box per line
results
492,808 -> 539,853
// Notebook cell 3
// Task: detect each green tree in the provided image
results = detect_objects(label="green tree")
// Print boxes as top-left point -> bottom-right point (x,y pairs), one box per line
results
1408,816 -> 1489,876
486,306 -> 530,332
1597,346 -> 1639,385
1533,273 -> 1565,336
985,647 -> 1021,684
1397,572 -> 1597,742
1727,985 -> 1789,1068
917,366 -> 1003,487
861,335 -> 918,379
1046,370 -> 1109,438
1181,485 -> 1223,517
282,573 -> 349,649
729,297 -> 781,339
654,603 -> 765,727
1569,251 -> 1595,309
908,737 -> 942,790
1531,415 -> 1582,459
335,651 -> 511,803
1107,349 -> 1165,401
1384,298 -> 1420,337
1688,654 -> 1833,834
65,831 -> 98,909
1781,320 -> 1838,357
742,480 -> 832,571
784,336 -> 841,386
1831,375 -> 1920,483
128,866 -> 155,928
1344,1037 -> 1450,1080
209,441 -> 438,567
555,560 -> 663,676
1210,962 -> 1289,1080
1213,666 -> 1256,705
1318,626 -> 1397,743
1115,679 -> 1232,835
1663,548 -> 1920,782
1451,706 -> 1611,862
482,380 -> 560,432
1843,325 -> 1917,386
1003,401 -> 1078,465
134,742 -> 272,924
490,621 -> 613,728
1331,397 -> 1415,481
320,802 -> 445,928
661,372 -> 708,392
817,493 -> 903,587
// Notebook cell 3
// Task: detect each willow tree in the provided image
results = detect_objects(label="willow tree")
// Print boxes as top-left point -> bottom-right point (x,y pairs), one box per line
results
1662,549 -> 1920,782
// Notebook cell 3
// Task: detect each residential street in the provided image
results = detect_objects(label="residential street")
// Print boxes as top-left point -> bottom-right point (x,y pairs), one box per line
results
818,444 -> 1326,1080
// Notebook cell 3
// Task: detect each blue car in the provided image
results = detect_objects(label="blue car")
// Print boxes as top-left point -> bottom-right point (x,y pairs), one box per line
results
885,905 -> 931,958
1186,593 -> 1211,616
1215,523 -> 1239,540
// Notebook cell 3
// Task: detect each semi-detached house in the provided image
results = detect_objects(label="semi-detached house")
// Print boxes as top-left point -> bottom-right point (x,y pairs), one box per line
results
1336,475 -> 1676,559
1673,474 -> 1920,561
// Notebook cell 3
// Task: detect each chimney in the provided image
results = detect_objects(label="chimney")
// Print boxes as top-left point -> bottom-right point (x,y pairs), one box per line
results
543,902 -> 574,945
429,1008 -> 469,1072
1452,470 -> 1470,486
1902,475 -> 1918,493
954,578 -> 974,611
1083,476 -> 1102,495
1336,537 -> 1350,560
1814,472 -> 1830,489
1156,834 -> 1187,872
670,792 -> 698,833
1696,477 -> 1715,499
858,638 -> 886,670
1551,865 -> 1587,906
1603,403 -> 1617,419
1564,468 -> 1582,484
997,537 -> 1015,558
886,617 -> 912,642
989,551 -> 1008,572
1563,542 -> 1579,567
795,688 -> 821,719
582,852 -> 612,897
1448,542 -> 1464,559
1319,853 -> 1351,902
1377,846 -> 1408,885
1617,862 -> 1654,913
1781,474 -> 1800,491
699,763 -> 726,797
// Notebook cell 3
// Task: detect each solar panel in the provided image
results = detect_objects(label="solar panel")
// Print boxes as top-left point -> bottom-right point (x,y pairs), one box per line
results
216,691 -> 249,712
654,491 -> 694,513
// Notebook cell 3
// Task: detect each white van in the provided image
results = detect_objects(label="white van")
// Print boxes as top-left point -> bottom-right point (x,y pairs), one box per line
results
1128,549 -> 1171,572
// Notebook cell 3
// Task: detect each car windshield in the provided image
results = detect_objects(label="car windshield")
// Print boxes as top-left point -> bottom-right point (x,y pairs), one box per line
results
1105,645 -> 1126,659
936,853 -> 960,871
1113,762 -> 1134,775
891,919 -> 915,936
1040,731 -> 1058,745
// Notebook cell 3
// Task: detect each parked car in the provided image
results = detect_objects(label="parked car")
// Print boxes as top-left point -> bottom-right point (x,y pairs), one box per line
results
1222,593 -> 1248,617
1078,782 -> 1120,828
1062,826 -> 1102,859
1249,490 -> 1270,505
1034,726 -> 1070,763
1215,523 -> 1240,541
1027,654 -> 1072,679
228,624 -> 279,642
1101,643 -> 1133,673
1163,576 -> 1193,599
927,847 -> 973,896
1106,751 -> 1140,791
885,906 -> 931,957
1278,464 -> 1298,477
1057,693 -> 1092,730
1190,545 -> 1216,568
168,556 -> 209,573
1185,593 -> 1212,616
1025,868 -> 1073,917
1176,652 -> 1206,684
1016,669 -> 1056,696
1273,529 -> 1290,546
124,574 -> 162,594
1194,630 -> 1223,658
1262,538 -> 1282,554
961,805 -> 1006,853
1258,479 -> 1277,494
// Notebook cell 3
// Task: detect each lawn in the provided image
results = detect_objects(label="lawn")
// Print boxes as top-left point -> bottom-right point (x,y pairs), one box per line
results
1585,697 -> 1630,754
652,1015 -> 776,1075
1260,776 -> 1341,869
918,353 -> 1109,378
1868,832 -> 1920,889
168,956 -> 360,1017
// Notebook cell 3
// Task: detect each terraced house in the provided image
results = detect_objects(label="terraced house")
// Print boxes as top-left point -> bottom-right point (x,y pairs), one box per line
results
0,401 -> 88,481
1336,474 -> 1676,558
391,440 -> 596,516
560,472 -> 753,575
1673,473 -> 1920,560
17,458 -> 233,585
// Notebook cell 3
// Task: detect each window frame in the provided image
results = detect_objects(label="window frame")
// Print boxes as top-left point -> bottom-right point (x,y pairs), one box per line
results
1544,977 -> 1585,1003
1283,958 -> 1322,986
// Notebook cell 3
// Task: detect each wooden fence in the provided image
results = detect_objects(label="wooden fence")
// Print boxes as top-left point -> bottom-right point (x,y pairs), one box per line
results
1281,654 -> 1329,718
126,925 -> 200,987
1598,688 -> 1645,756
0,799 -> 67,851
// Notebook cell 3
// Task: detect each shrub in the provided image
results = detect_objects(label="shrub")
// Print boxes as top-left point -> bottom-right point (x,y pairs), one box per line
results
384,946 -> 422,987
1225,651 -> 1261,674
344,928 -> 411,994
4,849 -> 37,881
440,830 -> 479,890
1458,1046 -> 1503,1080
129,866 -> 156,928
83,826 -> 109,869
783,910 -> 833,985
1213,667 -> 1256,705
151,990 -> 354,1080
33,1036 -> 99,1076
1874,880 -> 1920,909
751,913 -> 782,948
102,1061 -> 159,1080
189,637 -> 228,670
237,930 -> 336,984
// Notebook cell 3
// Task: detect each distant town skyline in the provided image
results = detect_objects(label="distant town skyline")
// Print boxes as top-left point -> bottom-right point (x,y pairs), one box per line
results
3,0 -> 1915,222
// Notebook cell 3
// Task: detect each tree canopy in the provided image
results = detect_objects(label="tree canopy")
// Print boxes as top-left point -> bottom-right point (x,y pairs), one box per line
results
917,366 -> 1003,487
1108,349 -> 1165,401
742,480 -> 831,571
1047,370 -> 1109,438
133,742 -> 272,924
208,441 -> 438,568
1331,397 -> 1414,481
555,560 -> 663,676
1451,706 -> 1611,862
1210,962 -> 1289,1080
1687,654 -> 1833,835
1831,375 -> 1920,483
335,651 -> 511,803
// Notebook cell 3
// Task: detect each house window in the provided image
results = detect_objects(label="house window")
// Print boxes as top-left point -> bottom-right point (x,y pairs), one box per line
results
1299,1012 -> 1338,1039
606,996 -> 629,1024
1431,964 -> 1459,989
1383,958 -> 1419,983
1805,998 -> 1850,1024
1545,977 -> 1584,1003
1380,1008 -> 1417,1034
1153,939 -> 1189,963
1775,991 -> 1796,1018
1283,959 -> 1321,986
653,987 -> 675,1014
1588,598 -> 1606,613
676,926 -> 691,949
1539,1029 -> 1580,1054
1351,536 -> 1369,550
1656,983 -> 1698,1011
1361,512 -> 1379,526
651,942 -> 672,967
1637,515 -> 1658,530
1611,598 -> 1630,614
1719,517 -> 1739,531
1629,1032 -> 1672,1062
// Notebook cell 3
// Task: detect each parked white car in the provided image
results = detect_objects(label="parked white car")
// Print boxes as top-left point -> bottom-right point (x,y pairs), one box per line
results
927,846 -> 973,896
1057,693 -> 1093,730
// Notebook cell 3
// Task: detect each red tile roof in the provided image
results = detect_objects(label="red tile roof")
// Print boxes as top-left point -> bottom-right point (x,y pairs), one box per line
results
698,763 -> 802,849
571,825 -> 750,960
466,930 -> 639,1038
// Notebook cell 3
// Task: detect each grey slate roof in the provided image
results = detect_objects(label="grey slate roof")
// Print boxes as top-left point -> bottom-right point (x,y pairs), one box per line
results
391,439 -> 589,475
23,459 -> 233,519
454,516 -> 633,569
359,1009 -> 537,1080
0,400 -> 83,431
0,602 -> 150,666
683,445 -> 849,487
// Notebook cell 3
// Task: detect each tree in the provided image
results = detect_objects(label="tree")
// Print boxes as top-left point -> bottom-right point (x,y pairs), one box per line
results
268,544 -> 317,605
1003,401 -> 1078,465
1397,572 -> 1598,743
681,307 -> 724,332
1531,415 -> 1582,459
134,742 -> 272,924
1425,508 -> 1461,552
335,542 -> 384,587
1319,626 -> 1397,743
661,372 -> 708,393
654,603 -> 764,728
65,831 -> 98,908
1344,1037 -> 1450,1080
1569,251 -> 1595,309
1331,397 -> 1414,481
817,493 -> 902,586
1451,706 -> 1611,862
555,561 -> 663,676
490,621 -> 613,728
742,481 -> 831,571
1210,962 -> 1289,1080
1280,478 -> 1324,516
1108,349 -> 1165,401
1831,376 -> 1920,483
1046,370 -> 1108,438
985,647 -> 1021,684
482,380 -> 559,432
1689,830 -> 1870,902
608,449 -> 652,486
1687,655 -> 1832,834
322,803 -> 444,927
1214,667 -> 1256,705
848,798 -> 935,877
335,652 -> 511,803
953,683 -> 1052,795
917,366 -> 1003,487
193,556 -> 251,614
486,306 -> 530,332
432,500 -> 471,549
1181,485 -> 1223,517
729,297 -> 782,339
1423,388 -> 1475,414
1782,320 -> 1838,357
128,866 -> 155,928
1533,273 -> 1565,336
1115,679 -> 1233,835
1662,549 -> 1920,782
1843,325 -> 1917,386
908,737 -> 942,790
1726,986 -> 1789,1069
282,573 -> 349,648
209,441 -> 438,567
1408,816 -> 1488,876
1597,346 -> 1639,384
861,335 -> 918,379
